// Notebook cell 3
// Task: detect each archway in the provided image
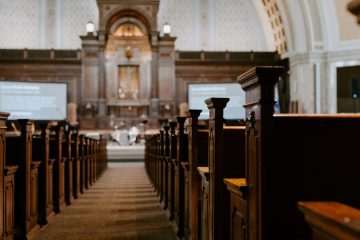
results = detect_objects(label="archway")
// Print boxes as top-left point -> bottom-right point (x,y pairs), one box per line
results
104,11 -> 153,130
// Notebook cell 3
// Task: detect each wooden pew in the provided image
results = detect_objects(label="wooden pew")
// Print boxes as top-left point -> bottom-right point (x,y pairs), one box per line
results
70,126 -> 80,199
146,134 -> 156,190
187,110 -> 208,240
144,135 -> 156,187
6,120 -> 41,239
173,117 -> 187,238
84,137 -> 90,190
167,121 -> 177,221
181,147 -> 190,239
89,138 -> 97,185
236,66 -> 360,239
88,138 -> 94,186
158,130 -> 164,204
98,137 -> 107,176
50,124 -> 66,213
1,116 -> 108,239
0,112 -> 18,240
63,126 -> 74,205
146,134 -> 157,195
199,98 -> 246,240
78,135 -> 86,194
223,178 -> 247,240
94,139 -> 98,182
162,126 -> 170,210
298,202 -> 360,240
32,122 -> 55,225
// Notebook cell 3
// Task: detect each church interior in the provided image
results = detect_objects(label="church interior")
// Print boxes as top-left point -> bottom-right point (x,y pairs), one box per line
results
1,0 -> 360,239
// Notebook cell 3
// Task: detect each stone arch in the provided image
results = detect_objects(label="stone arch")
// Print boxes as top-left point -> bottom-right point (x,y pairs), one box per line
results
104,9 -> 152,40
252,0 -> 289,53
108,17 -> 148,37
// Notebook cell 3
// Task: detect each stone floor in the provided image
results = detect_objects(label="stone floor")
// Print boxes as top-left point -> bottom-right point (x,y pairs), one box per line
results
33,162 -> 177,240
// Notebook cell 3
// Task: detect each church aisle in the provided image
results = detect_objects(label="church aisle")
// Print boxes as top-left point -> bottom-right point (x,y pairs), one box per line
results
34,162 -> 177,240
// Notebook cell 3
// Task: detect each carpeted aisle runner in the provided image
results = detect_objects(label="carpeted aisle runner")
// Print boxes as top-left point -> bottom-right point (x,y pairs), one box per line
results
34,162 -> 177,240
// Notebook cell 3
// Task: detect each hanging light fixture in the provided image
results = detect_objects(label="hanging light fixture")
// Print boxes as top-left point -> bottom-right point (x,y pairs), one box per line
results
163,22 -> 171,35
86,21 -> 95,34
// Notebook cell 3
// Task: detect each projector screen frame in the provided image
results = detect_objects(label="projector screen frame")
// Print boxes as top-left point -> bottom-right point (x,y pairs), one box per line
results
0,80 -> 69,121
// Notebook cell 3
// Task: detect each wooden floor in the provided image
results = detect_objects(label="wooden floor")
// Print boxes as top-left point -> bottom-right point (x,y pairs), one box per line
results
33,162 -> 177,240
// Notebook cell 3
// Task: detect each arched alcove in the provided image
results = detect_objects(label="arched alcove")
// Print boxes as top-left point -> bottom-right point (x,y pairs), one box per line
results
103,9 -> 153,125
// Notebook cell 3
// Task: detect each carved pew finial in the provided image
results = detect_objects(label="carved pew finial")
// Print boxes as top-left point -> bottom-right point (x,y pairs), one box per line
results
188,109 -> 202,126
237,66 -> 284,120
176,117 -> 187,135
205,98 -> 229,120
187,109 -> 202,240
205,97 -> 229,240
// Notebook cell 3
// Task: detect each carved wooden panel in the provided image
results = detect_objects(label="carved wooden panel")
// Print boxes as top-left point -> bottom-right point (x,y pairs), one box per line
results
247,127 -> 258,240
30,167 -> 39,228
47,163 -> 54,212
4,173 -> 15,237
230,194 -> 247,240
201,174 -> 209,240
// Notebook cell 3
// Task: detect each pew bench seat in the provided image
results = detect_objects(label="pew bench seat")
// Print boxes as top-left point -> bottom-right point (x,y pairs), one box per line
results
224,178 -> 247,240
224,178 -> 247,196
298,201 -> 360,240
198,167 -> 209,240
4,165 -> 18,238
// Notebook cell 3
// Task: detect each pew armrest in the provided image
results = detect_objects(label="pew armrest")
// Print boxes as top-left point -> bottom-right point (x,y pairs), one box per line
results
172,158 -> 179,166
48,158 -> 56,166
31,161 -> 41,169
224,178 -> 247,199
197,167 -> 209,179
4,165 -> 19,175
181,162 -> 189,171
298,201 -> 360,239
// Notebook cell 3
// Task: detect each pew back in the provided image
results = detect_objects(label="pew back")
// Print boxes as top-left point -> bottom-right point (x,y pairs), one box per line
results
237,66 -> 360,240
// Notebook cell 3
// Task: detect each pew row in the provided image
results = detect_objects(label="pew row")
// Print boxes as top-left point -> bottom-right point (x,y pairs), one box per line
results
6,120 -> 41,239
0,112 -> 18,240
145,101 -> 246,240
145,66 -> 360,240
0,117 -> 108,240
230,66 -> 360,239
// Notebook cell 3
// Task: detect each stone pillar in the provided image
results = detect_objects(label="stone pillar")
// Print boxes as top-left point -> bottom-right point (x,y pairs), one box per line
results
158,33 -> 177,115
149,32 -> 160,126
80,33 -> 100,115
97,30 -> 107,116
